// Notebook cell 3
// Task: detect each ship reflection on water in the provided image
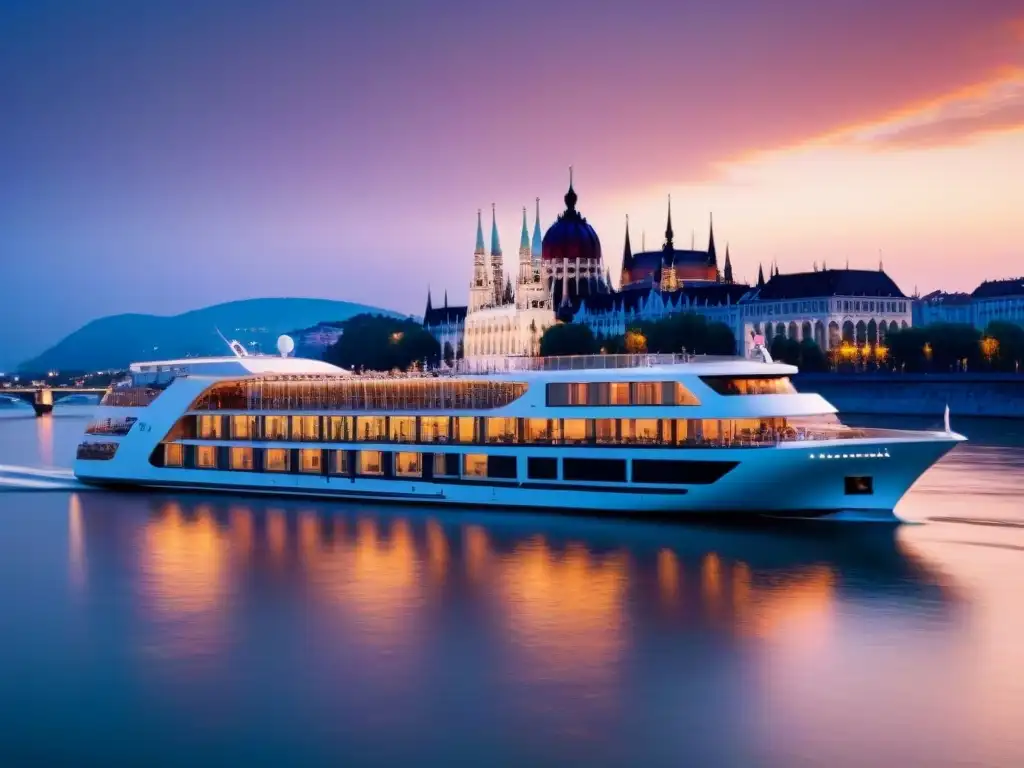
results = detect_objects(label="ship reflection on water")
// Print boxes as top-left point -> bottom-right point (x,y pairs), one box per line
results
47,490 -> 984,764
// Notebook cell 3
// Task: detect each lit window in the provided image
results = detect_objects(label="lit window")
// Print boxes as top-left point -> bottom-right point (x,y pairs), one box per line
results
198,415 -> 222,439
389,417 -> 415,442
525,418 -> 555,442
675,419 -> 690,444
562,419 -> 588,443
230,447 -> 254,470
231,415 -> 254,439
264,416 -> 289,440
164,443 -> 184,467
299,449 -> 322,473
359,450 -> 383,475
326,416 -> 352,442
463,454 -> 487,478
633,382 -> 660,405
357,417 -> 386,441
196,445 -> 217,469
454,417 -> 476,443
433,453 -> 458,477
395,452 -> 422,477
292,416 -> 320,441
610,382 -> 630,405
594,419 -> 616,443
420,416 -> 450,443
486,417 -> 517,443
264,448 -> 289,472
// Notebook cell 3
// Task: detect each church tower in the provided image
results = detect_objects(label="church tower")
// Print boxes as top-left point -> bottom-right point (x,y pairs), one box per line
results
531,197 -> 543,276
489,204 -> 505,305
707,214 -> 719,281
723,244 -> 734,284
517,206 -> 532,286
470,209 -> 492,311
620,215 -> 633,289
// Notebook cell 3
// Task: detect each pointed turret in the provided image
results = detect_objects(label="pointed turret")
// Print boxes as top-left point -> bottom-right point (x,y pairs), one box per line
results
620,214 -> 633,287
663,194 -> 674,251
517,206 -> 532,286
531,197 -> 543,267
723,244 -> 733,284
490,203 -> 504,305
490,203 -> 502,257
757,263 -> 766,288
443,290 -> 448,308
707,214 -> 717,267
425,287 -> 433,319
475,209 -> 485,255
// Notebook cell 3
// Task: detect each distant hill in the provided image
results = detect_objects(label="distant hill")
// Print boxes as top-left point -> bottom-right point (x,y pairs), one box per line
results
20,298 -> 405,372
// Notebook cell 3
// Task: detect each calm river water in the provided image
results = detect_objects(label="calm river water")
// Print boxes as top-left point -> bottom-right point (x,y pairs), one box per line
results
1,407 -> 1023,766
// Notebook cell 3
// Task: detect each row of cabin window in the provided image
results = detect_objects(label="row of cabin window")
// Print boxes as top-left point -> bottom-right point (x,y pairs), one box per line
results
193,414 -> 790,445
162,445 -> 734,485
165,444 -> 514,480
545,381 -> 700,407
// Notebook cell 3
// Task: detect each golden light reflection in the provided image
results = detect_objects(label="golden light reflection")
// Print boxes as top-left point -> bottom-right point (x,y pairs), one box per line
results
657,548 -> 680,606
702,552 -> 722,603
68,493 -> 85,591
426,519 -> 448,582
500,538 -> 628,686
36,415 -> 53,466
300,516 -> 421,638
464,525 -> 491,583
267,509 -> 288,565
731,565 -> 836,644
140,502 -> 230,617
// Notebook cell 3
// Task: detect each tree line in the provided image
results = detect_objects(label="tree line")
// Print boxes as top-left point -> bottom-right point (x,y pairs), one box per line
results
539,313 -> 736,357
323,314 -> 440,371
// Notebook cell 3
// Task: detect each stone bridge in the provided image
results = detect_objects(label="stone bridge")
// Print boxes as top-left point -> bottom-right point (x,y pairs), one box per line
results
0,387 -> 108,416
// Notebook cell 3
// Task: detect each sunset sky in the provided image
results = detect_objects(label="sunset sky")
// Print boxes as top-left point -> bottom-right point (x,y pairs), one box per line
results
2,0 -> 1023,366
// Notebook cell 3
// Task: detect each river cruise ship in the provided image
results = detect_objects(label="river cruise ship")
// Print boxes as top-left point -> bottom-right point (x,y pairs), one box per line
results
73,348 -> 965,521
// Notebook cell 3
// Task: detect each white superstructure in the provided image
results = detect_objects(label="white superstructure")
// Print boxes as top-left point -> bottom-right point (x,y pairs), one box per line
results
73,351 -> 964,522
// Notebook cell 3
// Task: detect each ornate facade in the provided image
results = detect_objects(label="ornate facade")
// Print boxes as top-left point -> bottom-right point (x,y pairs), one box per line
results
426,172 -> 915,361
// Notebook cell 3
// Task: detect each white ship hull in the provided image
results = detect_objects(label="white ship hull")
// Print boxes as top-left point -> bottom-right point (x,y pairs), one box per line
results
73,353 -> 964,522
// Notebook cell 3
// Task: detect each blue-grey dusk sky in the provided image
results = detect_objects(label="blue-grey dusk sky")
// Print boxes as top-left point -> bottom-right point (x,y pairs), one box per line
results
2,0 -> 1023,367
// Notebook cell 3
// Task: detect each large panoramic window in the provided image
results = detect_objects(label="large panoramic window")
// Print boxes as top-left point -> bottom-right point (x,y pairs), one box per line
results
463,454 -> 488,478
326,416 -> 353,442
164,443 -> 184,467
358,417 -> 386,441
358,450 -> 383,475
700,376 -> 797,395
547,381 -> 701,407
485,418 -> 517,443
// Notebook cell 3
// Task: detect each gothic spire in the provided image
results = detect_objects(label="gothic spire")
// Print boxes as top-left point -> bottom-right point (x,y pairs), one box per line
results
564,166 -> 578,213
520,206 -> 530,251
443,290 -> 448,308
723,244 -> 733,284
531,197 -> 543,262
757,263 -> 765,288
490,203 -> 501,255
475,209 -> 485,254
623,214 -> 633,267
707,213 -> 717,267
663,194 -> 674,251
425,286 -> 433,316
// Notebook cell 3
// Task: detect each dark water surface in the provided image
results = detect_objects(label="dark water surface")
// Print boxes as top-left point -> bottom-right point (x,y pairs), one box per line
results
1,408 -> 1023,766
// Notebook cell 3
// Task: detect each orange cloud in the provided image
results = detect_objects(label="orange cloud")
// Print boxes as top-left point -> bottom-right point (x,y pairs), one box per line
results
848,68 -> 1024,149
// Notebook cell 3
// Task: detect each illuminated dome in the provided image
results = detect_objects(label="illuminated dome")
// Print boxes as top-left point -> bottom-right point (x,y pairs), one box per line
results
541,175 -> 602,264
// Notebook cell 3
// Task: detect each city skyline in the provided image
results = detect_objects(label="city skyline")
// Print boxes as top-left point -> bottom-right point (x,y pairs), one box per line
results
2,0 -> 1023,367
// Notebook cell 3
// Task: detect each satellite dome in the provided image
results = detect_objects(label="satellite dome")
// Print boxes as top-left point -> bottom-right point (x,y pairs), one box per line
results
276,335 -> 295,357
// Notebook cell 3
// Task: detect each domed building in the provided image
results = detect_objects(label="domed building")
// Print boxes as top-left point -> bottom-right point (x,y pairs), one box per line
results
541,171 -> 612,315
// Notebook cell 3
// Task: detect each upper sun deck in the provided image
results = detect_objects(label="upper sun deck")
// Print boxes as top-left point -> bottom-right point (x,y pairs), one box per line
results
129,355 -> 348,380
